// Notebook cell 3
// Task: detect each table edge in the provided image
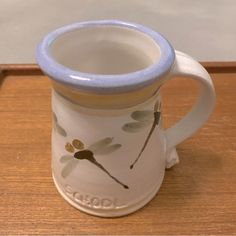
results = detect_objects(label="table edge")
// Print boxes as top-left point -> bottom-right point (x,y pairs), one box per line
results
1,62 -> 236,77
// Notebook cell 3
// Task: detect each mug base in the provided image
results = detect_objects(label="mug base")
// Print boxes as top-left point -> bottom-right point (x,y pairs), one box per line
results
52,172 -> 165,217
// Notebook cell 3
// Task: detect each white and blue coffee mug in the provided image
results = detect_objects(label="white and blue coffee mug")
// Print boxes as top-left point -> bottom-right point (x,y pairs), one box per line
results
36,20 -> 215,217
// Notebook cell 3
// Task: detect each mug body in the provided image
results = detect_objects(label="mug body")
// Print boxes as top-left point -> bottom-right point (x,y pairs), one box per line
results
36,20 -> 175,217
52,89 -> 165,217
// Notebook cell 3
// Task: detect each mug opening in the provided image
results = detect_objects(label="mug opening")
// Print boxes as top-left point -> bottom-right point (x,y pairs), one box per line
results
50,26 -> 161,75
36,20 -> 175,93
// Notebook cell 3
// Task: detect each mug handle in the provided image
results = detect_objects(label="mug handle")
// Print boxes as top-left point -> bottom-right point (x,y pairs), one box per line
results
164,51 -> 216,168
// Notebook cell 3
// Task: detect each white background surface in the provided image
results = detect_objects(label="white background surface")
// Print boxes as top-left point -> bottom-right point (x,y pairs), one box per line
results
0,0 -> 235,63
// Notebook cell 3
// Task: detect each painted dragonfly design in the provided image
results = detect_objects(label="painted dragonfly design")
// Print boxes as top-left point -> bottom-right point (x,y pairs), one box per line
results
60,137 -> 129,189
122,101 -> 162,169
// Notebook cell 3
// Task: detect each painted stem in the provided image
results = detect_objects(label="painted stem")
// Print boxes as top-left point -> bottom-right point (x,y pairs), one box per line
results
130,101 -> 161,169
93,160 -> 129,189
74,150 -> 129,189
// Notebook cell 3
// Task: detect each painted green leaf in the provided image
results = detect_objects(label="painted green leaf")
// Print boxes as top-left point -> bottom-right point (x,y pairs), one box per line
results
88,137 -> 113,152
52,111 -> 67,137
122,121 -> 150,133
131,110 -> 153,122
94,144 -> 122,155
61,159 -> 78,178
60,155 -> 73,163
56,124 -> 67,137
52,112 -> 58,123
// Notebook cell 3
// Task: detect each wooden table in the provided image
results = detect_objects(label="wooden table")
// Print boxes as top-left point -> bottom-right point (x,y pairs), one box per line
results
0,63 -> 236,235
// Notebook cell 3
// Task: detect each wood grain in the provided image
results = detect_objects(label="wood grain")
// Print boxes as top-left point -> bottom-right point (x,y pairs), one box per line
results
0,70 -> 236,235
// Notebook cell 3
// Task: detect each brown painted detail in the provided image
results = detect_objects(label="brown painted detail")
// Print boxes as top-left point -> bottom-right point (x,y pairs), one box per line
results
65,143 -> 74,153
62,138 -> 128,189
130,101 -> 162,169
72,139 -> 84,149
121,101 -> 161,169
74,149 -> 128,189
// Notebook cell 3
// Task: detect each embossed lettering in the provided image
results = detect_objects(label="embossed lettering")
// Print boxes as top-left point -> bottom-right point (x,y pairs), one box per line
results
101,198 -> 113,208
65,184 -> 73,196
90,197 -> 100,208
84,194 -> 91,206
64,185 -> 126,209
74,192 -> 84,204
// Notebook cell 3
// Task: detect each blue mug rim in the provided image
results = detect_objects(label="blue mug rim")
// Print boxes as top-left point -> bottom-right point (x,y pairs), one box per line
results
36,20 -> 175,94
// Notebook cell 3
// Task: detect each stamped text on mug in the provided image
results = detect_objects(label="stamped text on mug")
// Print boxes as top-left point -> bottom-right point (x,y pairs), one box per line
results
64,184 -> 126,209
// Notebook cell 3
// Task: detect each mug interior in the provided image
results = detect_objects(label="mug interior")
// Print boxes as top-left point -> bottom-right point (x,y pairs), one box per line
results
50,26 -> 161,75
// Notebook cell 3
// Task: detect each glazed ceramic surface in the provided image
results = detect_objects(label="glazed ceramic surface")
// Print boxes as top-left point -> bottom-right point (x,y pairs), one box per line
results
36,20 -> 215,217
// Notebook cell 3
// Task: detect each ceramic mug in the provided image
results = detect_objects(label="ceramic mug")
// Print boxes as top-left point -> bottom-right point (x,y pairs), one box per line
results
36,20 -> 215,217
